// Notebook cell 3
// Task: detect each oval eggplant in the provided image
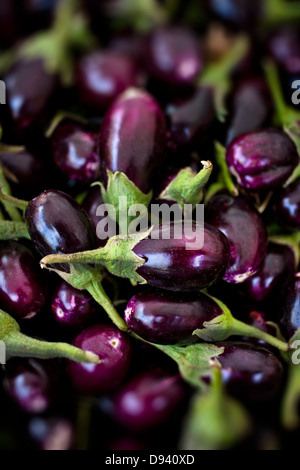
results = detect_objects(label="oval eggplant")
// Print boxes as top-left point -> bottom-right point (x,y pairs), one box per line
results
133,222 -> 230,292
100,88 -> 166,193
125,290 -> 222,344
206,193 -> 267,283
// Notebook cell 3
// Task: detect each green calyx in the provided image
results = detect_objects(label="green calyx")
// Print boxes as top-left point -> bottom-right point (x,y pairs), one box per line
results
180,367 -> 252,450
99,171 -> 153,233
193,295 -> 289,352
158,161 -> 213,209
0,310 -> 99,364
40,229 -> 151,285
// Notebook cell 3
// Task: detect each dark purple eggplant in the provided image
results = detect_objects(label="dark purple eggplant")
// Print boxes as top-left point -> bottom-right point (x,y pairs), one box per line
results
133,222 -> 230,292
145,27 -> 203,86
66,325 -> 132,394
0,240 -> 47,320
125,290 -> 222,344
76,51 -> 141,110
226,129 -> 299,192
113,369 -> 186,431
100,88 -> 166,193
25,190 -> 97,271
206,193 -> 268,283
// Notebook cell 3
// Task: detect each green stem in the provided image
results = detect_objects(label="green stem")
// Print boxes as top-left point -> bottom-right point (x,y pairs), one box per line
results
215,142 -> 238,196
281,362 -> 300,430
4,331 -> 100,364
0,171 -> 23,222
0,188 -> 28,212
87,279 -> 128,332
0,221 -> 30,240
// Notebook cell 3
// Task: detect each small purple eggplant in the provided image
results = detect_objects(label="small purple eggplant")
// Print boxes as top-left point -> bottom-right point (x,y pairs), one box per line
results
25,190 -> 97,271
226,77 -> 272,145
0,240 -> 47,320
216,342 -> 283,400
268,27 -> 300,75
206,193 -> 268,283
273,178 -> 300,231
51,281 -> 96,331
145,27 -> 203,87
3,59 -> 57,137
133,222 -> 230,292
3,359 -> 55,414
226,129 -> 299,192
28,417 -> 75,450
125,290 -> 223,344
100,88 -> 166,193
165,86 -> 215,152
66,325 -> 132,394
50,119 -> 100,183
240,242 -> 296,302
76,51 -> 141,110
113,369 -> 186,431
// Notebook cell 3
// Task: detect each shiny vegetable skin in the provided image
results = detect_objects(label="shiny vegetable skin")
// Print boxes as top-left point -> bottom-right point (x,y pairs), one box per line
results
76,51 -> 141,110
273,178 -> 300,231
125,290 -> 222,344
145,27 -> 203,86
25,190 -> 97,271
226,129 -> 299,192
216,342 -> 283,400
3,59 -> 57,136
51,281 -> 95,330
240,243 -> 296,302
133,222 -> 230,292
66,325 -> 132,394
0,240 -> 47,320
280,277 -> 300,340
166,86 -> 215,152
206,193 -> 267,283
113,369 -> 186,431
99,88 -> 166,193
3,359 -> 54,414
50,120 -> 100,183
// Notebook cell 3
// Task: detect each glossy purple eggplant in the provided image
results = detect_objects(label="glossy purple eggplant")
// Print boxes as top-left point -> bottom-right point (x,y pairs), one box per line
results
145,27 -> 203,86
28,417 -> 75,451
240,243 -> 296,302
280,277 -> 300,340
273,178 -> 300,231
133,222 -> 230,292
100,88 -> 166,193
25,190 -> 97,271
206,193 -> 267,283
67,325 -> 132,394
0,240 -> 47,320
125,290 -> 223,344
113,369 -> 186,431
3,359 -> 54,414
76,51 -> 141,110
50,119 -> 100,183
268,27 -> 300,75
51,281 -> 95,330
165,86 -> 215,152
226,129 -> 299,192
226,78 -> 272,145
3,59 -> 57,136
206,0 -> 261,29
216,342 -> 283,399
81,186 -> 117,246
